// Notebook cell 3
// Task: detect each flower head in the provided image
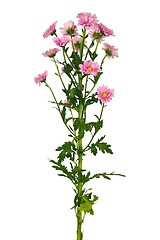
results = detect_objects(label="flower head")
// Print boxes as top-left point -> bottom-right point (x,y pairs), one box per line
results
34,71 -> 48,86
60,20 -> 77,37
72,36 -> 84,51
77,12 -> 98,29
102,43 -> 118,58
98,23 -> 114,37
97,85 -> 114,103
43,21 -> 57,38
79,60 -> 100,76
42,48 -> 60,58
53,35 -> 71,47
89,23 -> 114,41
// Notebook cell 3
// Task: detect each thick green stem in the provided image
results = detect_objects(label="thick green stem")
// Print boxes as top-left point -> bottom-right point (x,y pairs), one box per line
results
76,81 -> 84,240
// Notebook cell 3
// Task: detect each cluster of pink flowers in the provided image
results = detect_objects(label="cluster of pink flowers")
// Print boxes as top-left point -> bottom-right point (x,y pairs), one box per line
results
79,60 -> 100,76
42,48 -> 60,58
97,85 -> 114,103
34,71 -> 48,85
34,12 -> 117,104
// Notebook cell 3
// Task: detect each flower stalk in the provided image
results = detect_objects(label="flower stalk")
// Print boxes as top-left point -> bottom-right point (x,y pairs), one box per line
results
34,12 -> 124,240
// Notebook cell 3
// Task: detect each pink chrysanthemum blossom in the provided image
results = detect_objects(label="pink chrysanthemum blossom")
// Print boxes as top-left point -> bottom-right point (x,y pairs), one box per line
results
79,60 -> 100,76
89,23 -> 114,41
72,36 -> 84,51
43,21 -> 57,38
77,12 -> 98,29
60,20 -> 78,37
97,85 -> 114,103
42,48 -> 60,58
34,71 -> 48,86
98,23 -> 114,37
102,43 -> 118,58
53,35 -> 71,47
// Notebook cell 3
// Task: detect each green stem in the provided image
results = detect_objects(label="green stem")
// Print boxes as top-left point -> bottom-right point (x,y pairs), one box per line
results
83,103 -> 104,152
80,28 -> 86,60
53,57 -> 66,90
44,82 -> 74,136
100,54 -> 107,69
85,40 -> 94,60
76,78 -> 84,240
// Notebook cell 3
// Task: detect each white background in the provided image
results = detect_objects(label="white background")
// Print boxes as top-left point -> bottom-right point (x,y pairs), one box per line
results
0,0 -> 160,239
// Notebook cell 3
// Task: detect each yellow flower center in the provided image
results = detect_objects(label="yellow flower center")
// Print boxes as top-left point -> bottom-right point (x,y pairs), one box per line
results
102,92 -> 108,98
87,66 -> 93,72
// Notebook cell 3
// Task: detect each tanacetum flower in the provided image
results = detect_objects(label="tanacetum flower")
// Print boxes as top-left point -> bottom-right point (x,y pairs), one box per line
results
79,60 -> 100,76
53,35 -> 71,47
98,23 -> 114,37
42,48 -> 60,57
77,12 -> 98,29
43,21 -> 57,38
72,36 -> 84,51
60,20 -> 77,37
102,43 -> 118,58
97,85 -> 114,103
34,71 -> 48,86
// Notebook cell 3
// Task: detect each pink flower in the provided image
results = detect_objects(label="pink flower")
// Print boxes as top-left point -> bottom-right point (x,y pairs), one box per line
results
72,36 -> 83,51
77,12 -> 98,29
98,23 -> 114,37
53,35 -> 71,47
34,71 -> 48,86
60,20 -> 77,36
79,60 -> 100,76
97,85 -> 114,103
43,21 -> 57,38
89,23 -> 114,41
42,48 -> 60,57
102,43 -> 118,58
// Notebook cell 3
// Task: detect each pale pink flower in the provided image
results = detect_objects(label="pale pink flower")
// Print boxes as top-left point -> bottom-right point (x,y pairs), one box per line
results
72,36 -> 84,51
53,35 -> 71,47
98,23 -> 114,36
102,43 -> 118,58
34,71 -> 48,86
77,12 -> 98,29
89,23 -> 114,41
60,20 -> 77,36
97,85 -> 114,103
79,60 -> 100,76
42,48 -> 60,57
43,21 -> 57,38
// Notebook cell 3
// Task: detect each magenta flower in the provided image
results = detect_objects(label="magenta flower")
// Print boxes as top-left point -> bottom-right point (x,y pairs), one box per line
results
102,43 -> 118,58
97,85 -> 114,103
43,21 -> 57,38
60,20 -> 77,36
34,71 -> 48,86
79,60 -> 100,76
77,12 -> 98,29
42,48 -> 60,58
53,35 -> 71,47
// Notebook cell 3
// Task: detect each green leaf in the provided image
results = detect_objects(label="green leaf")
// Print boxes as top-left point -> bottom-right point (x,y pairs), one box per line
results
91,144 -> 97,155
56,141 -> 76,162
96,142 -> 113,154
